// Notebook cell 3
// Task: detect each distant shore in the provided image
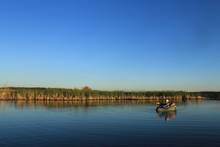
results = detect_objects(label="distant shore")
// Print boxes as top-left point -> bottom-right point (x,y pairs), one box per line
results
0,87 -> 218,101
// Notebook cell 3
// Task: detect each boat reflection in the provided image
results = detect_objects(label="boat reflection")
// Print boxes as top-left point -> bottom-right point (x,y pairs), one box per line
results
157,111 -> 177,121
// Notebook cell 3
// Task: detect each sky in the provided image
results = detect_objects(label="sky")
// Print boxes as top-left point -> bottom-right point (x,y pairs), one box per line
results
0,0 -> 220,91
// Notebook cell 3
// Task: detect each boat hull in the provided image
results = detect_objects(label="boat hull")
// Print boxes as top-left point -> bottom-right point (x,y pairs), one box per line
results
156,104 -> 176,112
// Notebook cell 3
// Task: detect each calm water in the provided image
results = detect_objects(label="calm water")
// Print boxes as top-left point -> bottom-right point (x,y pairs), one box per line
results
0,100 -> 220,147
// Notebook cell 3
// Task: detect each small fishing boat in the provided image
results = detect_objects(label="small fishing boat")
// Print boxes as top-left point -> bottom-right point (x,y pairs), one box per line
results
156,103 -> 176,112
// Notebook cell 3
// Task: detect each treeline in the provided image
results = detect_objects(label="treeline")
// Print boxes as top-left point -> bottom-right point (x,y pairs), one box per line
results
199,92 -> 220,100
0,87 -> 218,101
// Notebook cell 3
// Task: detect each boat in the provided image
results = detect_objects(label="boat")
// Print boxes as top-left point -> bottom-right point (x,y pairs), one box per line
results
156,103 -> 176,112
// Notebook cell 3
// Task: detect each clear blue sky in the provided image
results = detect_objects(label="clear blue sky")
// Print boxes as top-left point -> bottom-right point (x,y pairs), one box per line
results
0,0 -> 220,91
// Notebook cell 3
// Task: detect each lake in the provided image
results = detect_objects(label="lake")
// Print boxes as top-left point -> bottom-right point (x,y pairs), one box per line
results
0,100 -> 219,147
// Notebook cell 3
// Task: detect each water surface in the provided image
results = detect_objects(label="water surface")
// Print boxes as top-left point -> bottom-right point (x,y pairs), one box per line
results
0,100 -> 219,147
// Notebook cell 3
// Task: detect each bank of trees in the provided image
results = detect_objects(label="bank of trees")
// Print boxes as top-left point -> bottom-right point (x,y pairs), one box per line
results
0,87 -> 219,100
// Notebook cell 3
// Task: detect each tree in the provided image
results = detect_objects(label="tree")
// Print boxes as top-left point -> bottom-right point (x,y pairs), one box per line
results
82,86 -> 92,98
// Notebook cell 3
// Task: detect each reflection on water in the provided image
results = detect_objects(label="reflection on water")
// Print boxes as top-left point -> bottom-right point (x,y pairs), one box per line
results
0,99 -> 219,147
0,100 -> 172,110
157,111 -> 177,121
0,99 -> 204,109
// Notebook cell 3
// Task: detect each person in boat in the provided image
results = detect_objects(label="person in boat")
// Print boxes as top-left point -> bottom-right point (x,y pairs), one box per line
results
166,99 -> 174,106
156,99 -> 176,112
161,99 -> 170,108
157,99 -> 168,106
159,99 -> 171,108
157,99 -> 173,107
166,99 -> 170,105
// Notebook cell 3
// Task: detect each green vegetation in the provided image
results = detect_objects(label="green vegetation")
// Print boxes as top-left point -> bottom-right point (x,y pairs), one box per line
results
0,87 -> 219,101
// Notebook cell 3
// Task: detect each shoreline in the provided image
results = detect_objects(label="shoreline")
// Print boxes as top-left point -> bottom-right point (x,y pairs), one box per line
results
0,87 -> 213,101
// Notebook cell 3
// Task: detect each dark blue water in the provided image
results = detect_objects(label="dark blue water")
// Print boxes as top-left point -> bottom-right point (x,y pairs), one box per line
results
0,100 -> 219,147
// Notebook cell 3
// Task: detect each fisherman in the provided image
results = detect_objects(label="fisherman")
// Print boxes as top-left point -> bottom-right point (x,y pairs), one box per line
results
164,99 -> 171,107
